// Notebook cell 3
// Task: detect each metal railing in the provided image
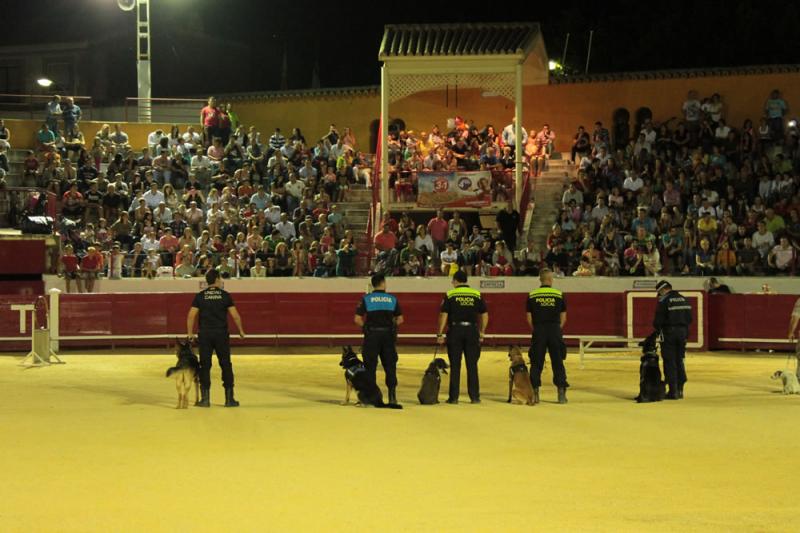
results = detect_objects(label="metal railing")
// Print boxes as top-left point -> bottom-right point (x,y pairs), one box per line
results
123,97 -> 206,123
0,93 -> 93,122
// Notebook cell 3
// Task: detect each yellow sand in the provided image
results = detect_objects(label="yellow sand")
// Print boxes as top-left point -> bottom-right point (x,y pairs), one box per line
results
1,348 -> 799,532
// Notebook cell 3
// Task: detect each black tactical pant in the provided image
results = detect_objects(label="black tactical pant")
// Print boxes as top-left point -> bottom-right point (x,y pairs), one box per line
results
362,328 -> 398,389
661,327 -> 687,391
446,325 -> 481,401
529,323 -> 569,388
198,328 -> 234,389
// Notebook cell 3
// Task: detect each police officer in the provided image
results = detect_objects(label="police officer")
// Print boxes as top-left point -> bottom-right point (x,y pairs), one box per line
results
437,270 -> 488,404
354,273 -> 404,404
187,269 -> 246,407
526,268 -> 569,404
653,280 -> 692,399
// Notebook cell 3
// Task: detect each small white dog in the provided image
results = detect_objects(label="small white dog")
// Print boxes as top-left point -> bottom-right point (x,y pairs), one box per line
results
772,370 -> 800,395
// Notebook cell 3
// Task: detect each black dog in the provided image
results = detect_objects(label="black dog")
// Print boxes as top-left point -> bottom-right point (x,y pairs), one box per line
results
635,333 -> 665,403
417,358 -> 449,404
339,346 -> 402,409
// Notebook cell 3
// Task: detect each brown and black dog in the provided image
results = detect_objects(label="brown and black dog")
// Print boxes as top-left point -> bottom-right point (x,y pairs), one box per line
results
166,339 -> 200,409
508,345 -> 536,405
339,346 -> 402,409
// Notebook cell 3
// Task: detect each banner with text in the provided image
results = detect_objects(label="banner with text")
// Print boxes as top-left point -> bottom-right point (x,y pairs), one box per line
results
416,171 -> 492,208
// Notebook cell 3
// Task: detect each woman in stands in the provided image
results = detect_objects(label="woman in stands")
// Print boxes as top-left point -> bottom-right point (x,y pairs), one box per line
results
273,242 -> 293,277
694,238 -> 715,276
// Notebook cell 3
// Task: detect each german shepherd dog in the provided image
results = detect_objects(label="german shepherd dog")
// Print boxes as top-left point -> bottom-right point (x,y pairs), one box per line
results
166,339 -> 200,409
508,345 -> 535,405
417,358 -> 449,404
339,346 -> 402,409
635,333 -> 666,403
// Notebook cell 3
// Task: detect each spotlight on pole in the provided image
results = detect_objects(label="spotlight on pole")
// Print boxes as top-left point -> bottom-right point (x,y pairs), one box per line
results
548,60 -> 563,72
37,78 -> 54,88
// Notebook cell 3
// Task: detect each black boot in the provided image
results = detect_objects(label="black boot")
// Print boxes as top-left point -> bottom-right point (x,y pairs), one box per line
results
533,387 -> 540,405
665,387 -> 679,400
557,387 -> 568,404
224,387 -> 239,407
196,387 -> 210,407
677,384 -> 684,399
388,387 -> 397,404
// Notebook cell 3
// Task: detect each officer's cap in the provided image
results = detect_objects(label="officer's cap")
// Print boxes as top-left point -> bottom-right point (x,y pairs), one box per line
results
655,280 -> 671,292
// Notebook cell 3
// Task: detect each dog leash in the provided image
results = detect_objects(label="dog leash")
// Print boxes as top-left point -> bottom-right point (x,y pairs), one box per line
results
431,344 -> 439,363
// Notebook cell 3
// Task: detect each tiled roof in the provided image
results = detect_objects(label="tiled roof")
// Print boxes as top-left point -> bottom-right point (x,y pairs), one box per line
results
379,23 -> 539,58
550,64 -> 800,84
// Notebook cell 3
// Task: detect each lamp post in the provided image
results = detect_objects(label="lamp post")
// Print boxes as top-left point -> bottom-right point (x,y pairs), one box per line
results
118,0 -> 151,123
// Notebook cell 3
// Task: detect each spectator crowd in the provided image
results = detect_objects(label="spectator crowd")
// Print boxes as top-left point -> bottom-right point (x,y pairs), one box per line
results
544,88 -> 799,277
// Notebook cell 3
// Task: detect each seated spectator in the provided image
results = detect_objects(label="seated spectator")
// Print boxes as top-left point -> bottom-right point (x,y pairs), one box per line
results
768,237 -> 796,274
490,240 -> 515,277
440,240 -> 459,276
694,238 -> 715,276
374,223 -> 398,273
751,221 -> 775,261
335,239 -> 356,277
37,123 -> 56,153
80,246 -> 103,292
642,240 -> 661,276
715,240 -> 737,275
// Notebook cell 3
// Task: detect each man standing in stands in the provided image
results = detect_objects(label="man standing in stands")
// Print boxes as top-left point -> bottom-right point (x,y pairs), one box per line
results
187,269 -> 246,407
526,268 -> 569,404
652,280 -> 692,399
501,116 -> 527,155
354,274 -> 404,404
437,270 -> 488,404
496,201 -> 520,252
200,96 -> 219,146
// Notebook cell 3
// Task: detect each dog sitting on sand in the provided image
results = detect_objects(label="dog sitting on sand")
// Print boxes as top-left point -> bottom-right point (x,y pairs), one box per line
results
508,345 -> 535,405
417,358 -> 449,404
772,370 -> 800,395
339,346 -> 402,409
635,333 -> 666,403
166,339 -> 200,409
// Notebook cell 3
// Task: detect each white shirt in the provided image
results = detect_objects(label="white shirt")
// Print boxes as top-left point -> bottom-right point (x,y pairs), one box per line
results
752,230 -> 775,257
285,179 -> 305,199
154,207 -> 173,224
147,131 -> 164,148
329,143 -> 346,161
299,166 -> 317,180
276,220 -> 296,240
264,206 -> 282,225
715,125 -> 731,139
183,131 -> 202,144
682,99 -> 702,122
191,154 -> 210,170
623,176 -> 644,192
142,189 -> 165,210
141,236 -> 160,253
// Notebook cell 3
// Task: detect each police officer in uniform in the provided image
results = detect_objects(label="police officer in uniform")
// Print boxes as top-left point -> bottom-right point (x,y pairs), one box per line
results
437,270 -> 489,404
653,280 -> 692,399
354,274 -> 404,404
187,269 -> 246,407
526,268 -> 569,404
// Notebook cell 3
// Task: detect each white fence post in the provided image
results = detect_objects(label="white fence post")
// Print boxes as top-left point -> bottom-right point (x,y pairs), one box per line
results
49,288 -> 61,352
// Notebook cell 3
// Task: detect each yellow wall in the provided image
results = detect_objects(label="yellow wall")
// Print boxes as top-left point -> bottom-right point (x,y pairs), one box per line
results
6,71 -> 798,154
4,119 -> 193,152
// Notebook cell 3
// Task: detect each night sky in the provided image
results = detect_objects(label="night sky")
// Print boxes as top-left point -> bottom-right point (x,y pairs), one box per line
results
3,0 -> 798,98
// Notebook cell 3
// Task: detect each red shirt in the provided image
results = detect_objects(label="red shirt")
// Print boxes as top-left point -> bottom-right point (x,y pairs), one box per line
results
427,217 -> 449,242
374,231 -> 397,252
80,253 -> 102,271
61,254 -> 79,272
201,105 -> 219,128
160,234 -> 180,251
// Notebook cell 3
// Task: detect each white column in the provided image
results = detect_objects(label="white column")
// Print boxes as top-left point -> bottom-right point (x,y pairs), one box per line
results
380,65 -> 390,212
137,0 -> 152,123
49,288 -> 61,352
514,63 -> 523,210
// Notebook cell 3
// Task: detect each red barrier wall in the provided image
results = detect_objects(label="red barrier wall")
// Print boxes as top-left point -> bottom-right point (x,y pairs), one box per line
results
0,240 -> 45,275
3,291 -> 795,351
708,294 -> 796,350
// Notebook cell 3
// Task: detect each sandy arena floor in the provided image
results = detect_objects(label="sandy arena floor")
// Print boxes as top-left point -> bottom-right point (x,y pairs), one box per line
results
1,347 -> 799,532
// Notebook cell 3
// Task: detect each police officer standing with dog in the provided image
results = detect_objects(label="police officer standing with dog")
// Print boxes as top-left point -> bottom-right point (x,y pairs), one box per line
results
354,274 -> 404,404
526,268 -> 569,404
187,269 -> 246,407
653,280 -> 692,399
437,270 -> 488,404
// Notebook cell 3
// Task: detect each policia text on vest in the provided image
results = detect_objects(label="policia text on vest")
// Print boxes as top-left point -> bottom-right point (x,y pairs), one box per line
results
354,274 -> 404,404
525,269 -> 569,404
437,271 -> 489,404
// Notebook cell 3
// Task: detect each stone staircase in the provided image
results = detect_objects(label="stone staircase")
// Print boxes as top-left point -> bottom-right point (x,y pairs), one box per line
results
2,148 -> 30,187
340,184 -> 372,236
526,154 -> 574,251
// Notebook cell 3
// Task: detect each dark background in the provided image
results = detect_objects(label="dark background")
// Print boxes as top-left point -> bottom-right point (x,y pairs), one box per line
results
3,0 -> 797,97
